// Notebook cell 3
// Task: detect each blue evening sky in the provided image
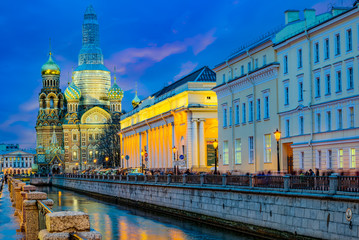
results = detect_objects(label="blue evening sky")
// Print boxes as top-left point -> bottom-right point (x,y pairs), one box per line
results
0,0 -> 354,148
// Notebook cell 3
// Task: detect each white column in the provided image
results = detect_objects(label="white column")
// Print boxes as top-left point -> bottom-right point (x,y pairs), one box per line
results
186,113 -> 193,169
164,125 -> 168,170
139,133 -> 142,168
199,119 -> 206,168
192,120 -> 199,168
159,126 -> 163,170
154,128 -> 158,169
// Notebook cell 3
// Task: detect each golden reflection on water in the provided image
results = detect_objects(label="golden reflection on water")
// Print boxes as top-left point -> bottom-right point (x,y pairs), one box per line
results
104,214 -> 112,239
92,213 -> 100,233
119,218 -> 128,240
169,228 -> 186,240
58,191 -> 62,207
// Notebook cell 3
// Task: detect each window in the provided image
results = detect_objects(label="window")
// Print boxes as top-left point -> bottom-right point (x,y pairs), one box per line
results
350,148 -> 356,168
223,105 -> 227,128
337,109 -> 343,130
73,151 -> 78,160
325,74 -> 331,95
241,65 -> 244,75
73,134 -> 77,141
336,70 -> 342,93
285,119 -> 290,137
249,100 -> 253,122
229,107 -> 232,127
235,139 -> 242,164
314,42 -> 319,63
324,38 -> 330,60
284,55 -> 288,74
264,96 -> 269,119
299,152 -> 304,169
89,150 -> 93,159
298,80 -> 303,101
335,34 -> 341,55
349,107 -> 354,128
235,103 -> 240,125
95,150 -> 99,158
346,28 -> 352,52
223,141 -> 229,165
222,74 -> 226,83
242,103 -> 246,123
297,49 -> 303,68
264,134 -> 271,163
327,150 -> 333,169
89,134 -> 93,141
299,116 -> 304,135
256,99 -> 261,120
248,62 -> 252,72
315,77 -> 321,98
347,67 -> 353,90
316,150 -> 321,169
248,137 -> 254,164
284,86 -> 289,105
338,149 -> 343,168
255,58 -> 258,69
263,55 -> 267,65
326,111 -> 331,131
316,113 -> 321,132
95,134 -> 99,140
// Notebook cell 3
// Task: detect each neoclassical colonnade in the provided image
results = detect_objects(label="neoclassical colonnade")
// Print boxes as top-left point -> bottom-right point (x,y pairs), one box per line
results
120,110 -> 216,171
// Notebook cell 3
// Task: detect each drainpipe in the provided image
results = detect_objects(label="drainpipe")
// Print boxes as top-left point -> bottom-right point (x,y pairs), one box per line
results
246,50 -> 257,173
225,60 -> 235,172
305,21 -> 314,168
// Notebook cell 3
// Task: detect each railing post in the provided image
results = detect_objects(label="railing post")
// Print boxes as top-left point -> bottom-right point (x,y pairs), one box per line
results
155,175 -> 158,184
135,175 -> 138,182
167,174 -> 171,184
222,174 -> 227,187
329,173 -> 339,195
283,174 -> 291,192
183,174 -> 187,185
200,174 -> 205,186
249,174 -> 254,188
144,175 -> 147,182
126,175 -> 129,181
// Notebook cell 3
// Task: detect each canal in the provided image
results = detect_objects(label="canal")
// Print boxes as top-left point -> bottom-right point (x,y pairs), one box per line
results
38,186 -> 258,240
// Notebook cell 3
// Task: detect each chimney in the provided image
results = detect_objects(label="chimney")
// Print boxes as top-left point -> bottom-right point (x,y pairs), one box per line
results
304,9 -> 316,26
285,10 -> 300,25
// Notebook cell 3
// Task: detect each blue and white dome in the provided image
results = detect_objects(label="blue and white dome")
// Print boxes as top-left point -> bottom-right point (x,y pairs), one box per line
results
108,82 -> 124,100
64,81 -> 81,100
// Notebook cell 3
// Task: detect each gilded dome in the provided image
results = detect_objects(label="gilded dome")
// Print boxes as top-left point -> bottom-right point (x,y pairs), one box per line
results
132,92 -> 140,108
41,53 -> 60,75
65,81 -> 81,100
108,82 -> 124,100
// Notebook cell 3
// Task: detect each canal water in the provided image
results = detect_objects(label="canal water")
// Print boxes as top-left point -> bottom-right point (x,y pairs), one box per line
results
38,186 -> 258,240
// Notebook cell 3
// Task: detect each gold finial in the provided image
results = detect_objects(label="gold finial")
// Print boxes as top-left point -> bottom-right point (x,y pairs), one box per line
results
114,66 -> 117,83
71,66 -> 74,80
49,38 -> 52,56
67,72 -> 70,86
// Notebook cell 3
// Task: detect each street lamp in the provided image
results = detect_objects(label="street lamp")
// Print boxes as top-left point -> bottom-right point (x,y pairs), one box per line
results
84,161 -> 87,171
172,146 -> 177,175
105,157 -> 109,168
121,154 -> 124,168
141,150 -> 145,174
213,139 -> 218,175
273,129 -> 281,173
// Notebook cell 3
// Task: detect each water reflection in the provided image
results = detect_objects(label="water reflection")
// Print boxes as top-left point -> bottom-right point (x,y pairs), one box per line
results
38,186 -> 257,240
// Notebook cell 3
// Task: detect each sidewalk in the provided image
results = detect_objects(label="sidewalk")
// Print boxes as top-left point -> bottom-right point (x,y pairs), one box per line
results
0,183 -> 23,239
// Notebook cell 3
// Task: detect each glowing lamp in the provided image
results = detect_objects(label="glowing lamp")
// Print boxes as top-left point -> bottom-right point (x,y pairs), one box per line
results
172,146 -> 177,154
274,129 -> 281,142
213,139 -> 218,150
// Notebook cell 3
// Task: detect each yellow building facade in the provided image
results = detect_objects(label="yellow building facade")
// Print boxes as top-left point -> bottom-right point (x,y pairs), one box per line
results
213,39 -> 280,174
214,3 -> 359,174
120,67 -> 218,172
275,6 -> 359,173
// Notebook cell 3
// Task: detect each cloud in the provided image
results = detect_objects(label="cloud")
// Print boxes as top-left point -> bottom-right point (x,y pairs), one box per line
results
312,0 -> 353,14
106,28 -> 217,78
174,61 -> 198,81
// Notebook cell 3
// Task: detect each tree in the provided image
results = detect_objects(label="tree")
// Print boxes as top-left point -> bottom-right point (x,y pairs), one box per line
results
96,118 -> 121,168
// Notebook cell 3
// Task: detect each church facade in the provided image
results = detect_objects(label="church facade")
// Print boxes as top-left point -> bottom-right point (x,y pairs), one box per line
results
36,5 -> 123,173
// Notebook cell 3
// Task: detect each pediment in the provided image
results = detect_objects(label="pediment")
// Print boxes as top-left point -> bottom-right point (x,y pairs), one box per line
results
81,107 -> 111,124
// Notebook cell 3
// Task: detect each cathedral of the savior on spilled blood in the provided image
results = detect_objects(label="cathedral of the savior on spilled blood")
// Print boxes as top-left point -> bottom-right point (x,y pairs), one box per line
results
35,5 -> 126,174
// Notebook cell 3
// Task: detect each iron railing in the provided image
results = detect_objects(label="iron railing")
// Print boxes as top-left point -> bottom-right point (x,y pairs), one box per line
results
290,176 -> 330,191
253,176 -> 284,188
226,175 -> 250,186
338,176 -> 359,192
203,175 -> 222,185
37,200 -> 53,231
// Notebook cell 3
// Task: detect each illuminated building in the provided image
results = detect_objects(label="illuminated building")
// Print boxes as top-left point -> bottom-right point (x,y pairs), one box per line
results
35,5 -> 124,173
120,67 -> 218,172
0,149 -> 35,175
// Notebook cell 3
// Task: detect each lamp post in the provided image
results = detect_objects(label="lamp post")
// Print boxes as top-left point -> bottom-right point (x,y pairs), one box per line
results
94,159 -> 97,168
105,157 -> 109,168
121,154 -> 124,168
141,150 -> 145,174
84,161 -> 87,171
274,129 -> 281,173
172,146 -> 177,175
213,139 -> 218,175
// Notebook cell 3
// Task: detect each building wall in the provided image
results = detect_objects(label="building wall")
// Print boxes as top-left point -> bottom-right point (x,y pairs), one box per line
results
0,151 -> 35,174
275,7 -> 359,173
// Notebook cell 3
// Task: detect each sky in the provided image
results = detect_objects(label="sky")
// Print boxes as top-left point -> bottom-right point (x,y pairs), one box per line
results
0,0 -> 355,148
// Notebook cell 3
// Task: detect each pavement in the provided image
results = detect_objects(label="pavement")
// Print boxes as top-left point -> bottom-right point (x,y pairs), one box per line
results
0,182 -> 24,239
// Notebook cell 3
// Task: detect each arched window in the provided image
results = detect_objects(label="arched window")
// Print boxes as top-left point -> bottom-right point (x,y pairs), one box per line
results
50,98 -> 54,108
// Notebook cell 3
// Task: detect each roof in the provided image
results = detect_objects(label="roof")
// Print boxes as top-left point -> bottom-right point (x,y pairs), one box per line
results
152,66 -> 216,99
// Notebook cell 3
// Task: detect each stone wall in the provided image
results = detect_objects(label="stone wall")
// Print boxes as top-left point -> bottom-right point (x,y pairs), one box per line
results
52,177 -> 359,240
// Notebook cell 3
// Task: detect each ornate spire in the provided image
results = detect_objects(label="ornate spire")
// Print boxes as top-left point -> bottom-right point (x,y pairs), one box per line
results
113,66 -> 117,84
76,5 -> 108,71
51,127 -> 58,145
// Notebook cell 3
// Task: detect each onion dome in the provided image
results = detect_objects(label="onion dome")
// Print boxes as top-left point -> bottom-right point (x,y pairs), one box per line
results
41,53 -> 60,75
64,81 -> 81,100
108,83 -> 124,100
132,91 -> 140,108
